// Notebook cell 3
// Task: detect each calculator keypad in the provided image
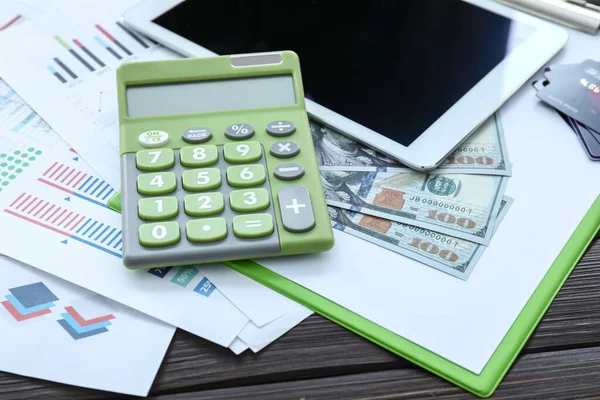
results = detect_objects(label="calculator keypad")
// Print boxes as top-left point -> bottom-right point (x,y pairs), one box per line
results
270,141 -> 300,158
266,120 -> 296,137
182,127 -> 212,144
278,185 -> 316,233
121,119 -> 321,268
179,145 -> 219,167
182,168 -> 222,191
138,196 -> 179,221
186,218 -> 228,243
225,123 -> 255,140
137,172 -> 177,195
273,163 -> 304,181
226,164 -> 266,187
223,141 -> 262,163
229,188 -> 270,212
232,213 -> 274,238
184,193 -> 224,216
136,148 -> 175,171
139,221 -> 181,247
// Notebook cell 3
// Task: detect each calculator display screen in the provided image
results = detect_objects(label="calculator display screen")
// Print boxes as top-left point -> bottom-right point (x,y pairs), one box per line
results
126,75 -> 296,118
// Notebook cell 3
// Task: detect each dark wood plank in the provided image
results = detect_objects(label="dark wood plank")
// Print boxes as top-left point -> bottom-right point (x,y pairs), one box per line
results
525,237 -> 600,351
1,237 -> 599,399
148,346 -> 600,400
0,373 -> 114,400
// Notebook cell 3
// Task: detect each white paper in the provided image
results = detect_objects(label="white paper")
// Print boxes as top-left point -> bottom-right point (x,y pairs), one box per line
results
0,0 -> 307,354
0,78 -> 291,355
238,306 -> 313,353
0,10 -> 181,188
247,30 -> 600,373
0,1 -> 43,29
229,338 -> 248,355
0,127 -> 249,346
0,255 -> 174,396
199,264 -> 301,327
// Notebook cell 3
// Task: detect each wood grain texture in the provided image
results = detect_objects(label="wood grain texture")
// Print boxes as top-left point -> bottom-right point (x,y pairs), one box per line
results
148,347 -> 600,400
0,238 -> 599,399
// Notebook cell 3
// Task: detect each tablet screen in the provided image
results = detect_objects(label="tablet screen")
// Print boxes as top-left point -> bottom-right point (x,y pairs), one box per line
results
153,0 -> 535,146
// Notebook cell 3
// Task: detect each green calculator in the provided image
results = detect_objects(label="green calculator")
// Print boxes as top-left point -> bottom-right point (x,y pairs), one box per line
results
117,51 -> 334,269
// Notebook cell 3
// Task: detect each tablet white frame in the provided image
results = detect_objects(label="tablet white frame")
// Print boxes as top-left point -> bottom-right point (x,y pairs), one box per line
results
122,0 -> 568,171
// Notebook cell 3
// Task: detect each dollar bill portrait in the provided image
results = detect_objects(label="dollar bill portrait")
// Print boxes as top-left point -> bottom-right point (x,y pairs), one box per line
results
310,120 -> 396,168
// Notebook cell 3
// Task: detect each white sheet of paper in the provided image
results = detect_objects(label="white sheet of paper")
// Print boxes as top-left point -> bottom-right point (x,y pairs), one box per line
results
0,0 -> 307,354
238,306 -> 313,353
199,264 -> 301,327
0,10 -> 181,188
0,255 -> 174,396
0,127 -> 249,347
251,30 -> 600,373
229,338 -> 248,355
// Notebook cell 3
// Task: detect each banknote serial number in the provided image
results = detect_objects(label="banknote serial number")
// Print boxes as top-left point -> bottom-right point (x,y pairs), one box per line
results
454,147 -> 484,153
406,226 -> 459,248
409,196 -> 472,214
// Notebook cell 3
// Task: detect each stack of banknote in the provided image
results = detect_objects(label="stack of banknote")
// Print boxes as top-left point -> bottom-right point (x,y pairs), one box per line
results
312,114 -> 513,280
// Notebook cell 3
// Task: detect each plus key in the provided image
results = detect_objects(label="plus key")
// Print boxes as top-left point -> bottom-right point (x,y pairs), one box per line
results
278,185 -> 315,233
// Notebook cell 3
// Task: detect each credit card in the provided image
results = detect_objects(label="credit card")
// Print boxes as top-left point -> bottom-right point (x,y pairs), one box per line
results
536,63 -> 600,132
533,78 -> 600,160
571,118 -> 600,160
544,60 -> 600,85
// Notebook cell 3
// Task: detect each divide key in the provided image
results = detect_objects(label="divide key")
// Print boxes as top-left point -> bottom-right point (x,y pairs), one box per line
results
266,120 -> 295,137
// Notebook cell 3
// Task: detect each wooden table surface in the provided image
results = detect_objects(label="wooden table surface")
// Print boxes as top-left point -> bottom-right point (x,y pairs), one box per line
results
1,236 -> 600,399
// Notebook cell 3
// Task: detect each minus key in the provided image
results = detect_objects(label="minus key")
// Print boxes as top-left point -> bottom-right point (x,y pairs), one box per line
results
273,163 -> 305,181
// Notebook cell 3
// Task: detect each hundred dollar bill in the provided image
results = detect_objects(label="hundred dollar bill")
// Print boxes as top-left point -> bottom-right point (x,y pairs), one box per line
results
328,197 -> 513,280
312,113 -> 512,176
321,170 -> 507,245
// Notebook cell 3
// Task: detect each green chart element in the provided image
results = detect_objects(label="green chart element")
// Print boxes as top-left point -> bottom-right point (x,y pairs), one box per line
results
0,147 -> 42,192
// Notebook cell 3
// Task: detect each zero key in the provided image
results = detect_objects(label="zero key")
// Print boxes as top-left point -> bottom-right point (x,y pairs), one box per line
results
277,185 -> 315,233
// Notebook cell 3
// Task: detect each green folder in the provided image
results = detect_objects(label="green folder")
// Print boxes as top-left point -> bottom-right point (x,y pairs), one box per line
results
109,194 -> 600,397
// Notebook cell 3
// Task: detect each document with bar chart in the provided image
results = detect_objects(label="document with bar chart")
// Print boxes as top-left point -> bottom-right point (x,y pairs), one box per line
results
0,255 -> 174,396
0,10 -> 180,187
0,127 -> 249,347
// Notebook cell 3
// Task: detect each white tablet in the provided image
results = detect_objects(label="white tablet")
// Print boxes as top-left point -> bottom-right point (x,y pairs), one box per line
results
122,0 -> 568,171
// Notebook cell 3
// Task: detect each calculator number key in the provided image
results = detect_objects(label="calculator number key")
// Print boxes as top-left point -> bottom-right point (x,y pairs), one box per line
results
180,145 -> 218,167
182,168 -> 221,191
139,221 -> 180,247
230,188 -> 270,212
226,165 -> 266,187
138,196 -> 178,221
223,141 -> 262,163
137,172 -> 177,195
233,213 -> 274,238
136,149 -> 175,171
186,218 -> 228,243
184,193 -> 224,216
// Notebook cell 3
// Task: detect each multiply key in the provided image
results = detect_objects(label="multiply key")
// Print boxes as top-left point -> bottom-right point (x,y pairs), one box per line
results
270,141 -> 300,158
